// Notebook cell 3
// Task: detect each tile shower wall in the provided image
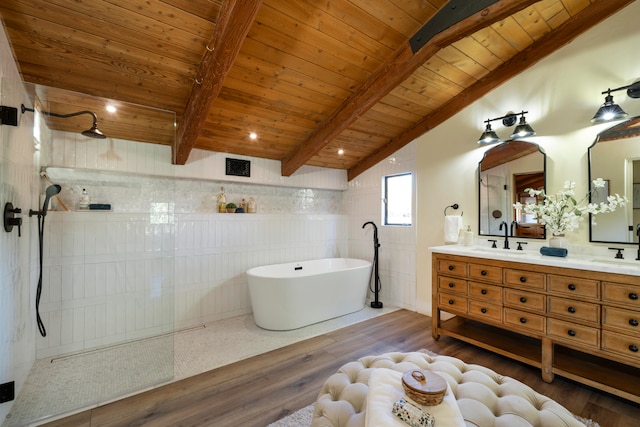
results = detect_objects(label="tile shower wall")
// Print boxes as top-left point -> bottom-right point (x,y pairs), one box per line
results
0,32 -> 38,421
345,143 -> 417,311
36,133 -> 347,358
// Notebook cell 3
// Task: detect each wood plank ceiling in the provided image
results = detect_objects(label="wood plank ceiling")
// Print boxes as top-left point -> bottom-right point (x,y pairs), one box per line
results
0,0 -> 634,180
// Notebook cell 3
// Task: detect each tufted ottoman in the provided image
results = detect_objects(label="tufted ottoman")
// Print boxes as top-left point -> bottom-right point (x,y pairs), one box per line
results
312,351 -> 585,427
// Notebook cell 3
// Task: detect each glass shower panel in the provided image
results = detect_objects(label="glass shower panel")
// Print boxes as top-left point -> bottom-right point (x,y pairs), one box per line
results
4,83 -> 176,426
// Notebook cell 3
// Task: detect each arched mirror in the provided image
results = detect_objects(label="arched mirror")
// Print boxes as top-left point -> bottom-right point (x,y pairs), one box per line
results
589,116 -> 640,244
479,140 -> 546,239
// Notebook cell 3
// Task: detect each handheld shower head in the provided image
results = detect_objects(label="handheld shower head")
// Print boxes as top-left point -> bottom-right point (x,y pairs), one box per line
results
41,184 -> 62,217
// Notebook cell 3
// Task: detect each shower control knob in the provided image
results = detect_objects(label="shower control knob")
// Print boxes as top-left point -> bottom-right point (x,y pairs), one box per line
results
4,202 -> 23,237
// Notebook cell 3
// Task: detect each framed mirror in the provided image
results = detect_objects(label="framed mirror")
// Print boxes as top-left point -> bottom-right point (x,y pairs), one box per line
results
479,140 -> 546,239
589,116 -> 640,244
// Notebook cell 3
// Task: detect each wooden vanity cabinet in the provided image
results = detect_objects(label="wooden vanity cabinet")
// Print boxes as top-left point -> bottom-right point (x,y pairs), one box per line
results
432,252 -> 640,404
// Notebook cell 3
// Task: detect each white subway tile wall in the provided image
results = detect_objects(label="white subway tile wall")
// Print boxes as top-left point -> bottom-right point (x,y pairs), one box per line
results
36,132 -> 349,358
344,143 -> 417,310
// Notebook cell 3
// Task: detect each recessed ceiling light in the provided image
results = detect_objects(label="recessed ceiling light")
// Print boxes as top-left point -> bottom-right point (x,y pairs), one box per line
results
337,149 -> 344,155
106,104 -> 117,113
249,132 -> 258,140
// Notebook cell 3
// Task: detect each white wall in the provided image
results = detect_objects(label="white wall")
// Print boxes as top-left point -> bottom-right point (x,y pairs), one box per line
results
416,1 -> 640,315
0,27 -> 38,421
345,142 -> 417,310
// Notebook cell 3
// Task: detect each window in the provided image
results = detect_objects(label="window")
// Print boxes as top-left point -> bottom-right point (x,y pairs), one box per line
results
383,173 -> 412,226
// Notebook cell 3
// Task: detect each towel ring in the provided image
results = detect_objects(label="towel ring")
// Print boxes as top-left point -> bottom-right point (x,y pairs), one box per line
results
444,204 -> 463,216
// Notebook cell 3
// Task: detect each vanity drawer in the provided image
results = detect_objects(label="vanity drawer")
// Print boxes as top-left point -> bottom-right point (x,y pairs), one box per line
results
603,306 -> 640,334
439,293 -> 467,314
504,308 -> 545,334
548,318 -> 599,349
438,277 -> 467,295
602,282 -> 640,309
468,263 -> 502,283
602,331 -> 640,362
468,282 -> 502,302
547,275 -> 599,300
504,269 -> 545,290
547,297 -> 600,324
468,300 -> 502,322
504,289 -> 545,313
437,260 -> 467,278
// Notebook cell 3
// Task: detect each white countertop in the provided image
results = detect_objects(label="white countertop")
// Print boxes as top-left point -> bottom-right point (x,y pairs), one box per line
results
429,244 -> 640,277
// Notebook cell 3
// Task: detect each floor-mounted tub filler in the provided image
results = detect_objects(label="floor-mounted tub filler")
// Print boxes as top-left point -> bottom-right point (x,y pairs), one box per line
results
247,258 -> 372,330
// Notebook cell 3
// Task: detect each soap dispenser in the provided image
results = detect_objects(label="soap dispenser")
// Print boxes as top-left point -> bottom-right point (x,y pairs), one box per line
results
464,225 -> 473,246
78,188 -> 90,210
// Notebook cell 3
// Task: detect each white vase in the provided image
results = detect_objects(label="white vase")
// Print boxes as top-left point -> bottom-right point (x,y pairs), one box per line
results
549,235 -> 567,248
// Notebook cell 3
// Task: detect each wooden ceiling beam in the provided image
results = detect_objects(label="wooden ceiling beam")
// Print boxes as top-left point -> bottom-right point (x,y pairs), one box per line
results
173,0 -> 263,165
346,0 -> 635,181
280,0 -> 539,177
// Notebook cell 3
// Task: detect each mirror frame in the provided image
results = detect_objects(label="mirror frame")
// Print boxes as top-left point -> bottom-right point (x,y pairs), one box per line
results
588,116 -> 640,244
478,140 -> 547,239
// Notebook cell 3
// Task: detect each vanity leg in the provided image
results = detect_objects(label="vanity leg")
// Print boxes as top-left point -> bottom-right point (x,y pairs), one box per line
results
541,337 -> 554,383
432,307 -> 441,340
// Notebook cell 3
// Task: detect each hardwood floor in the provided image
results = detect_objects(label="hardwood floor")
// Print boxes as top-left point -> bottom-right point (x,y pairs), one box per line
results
42,310 -> 640,427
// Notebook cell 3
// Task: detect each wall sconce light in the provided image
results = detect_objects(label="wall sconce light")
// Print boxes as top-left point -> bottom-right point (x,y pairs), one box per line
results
477,111 -> 535,145
591,80 -> 640,123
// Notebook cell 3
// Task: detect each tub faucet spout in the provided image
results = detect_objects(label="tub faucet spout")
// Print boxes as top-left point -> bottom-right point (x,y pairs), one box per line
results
362,221 -> 382,309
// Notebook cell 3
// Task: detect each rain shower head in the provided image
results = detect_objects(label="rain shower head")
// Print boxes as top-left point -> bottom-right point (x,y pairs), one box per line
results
21,104 -> 107,139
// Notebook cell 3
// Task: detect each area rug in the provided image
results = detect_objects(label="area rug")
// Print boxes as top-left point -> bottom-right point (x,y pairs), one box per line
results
267,349 -> 601,427
267,403 -> 600,427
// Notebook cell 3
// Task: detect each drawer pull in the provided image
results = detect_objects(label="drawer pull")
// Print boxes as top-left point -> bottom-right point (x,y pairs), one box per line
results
520,276 -> 527,283
629,344 -> 639,353
568,307 -> 576,314
448,299 -> 454,305
448,265 -> 454,271
520,317 -> 527,324
568,284 -> 576,291
568,330 -> 576,337
630,319 -> 639,327
481,289 -> 487,295
519,297 -> 527,303
448,283 -> 455,288
481,270 -> 487,276
629,292 -> 638,300
481,308 -> 487,314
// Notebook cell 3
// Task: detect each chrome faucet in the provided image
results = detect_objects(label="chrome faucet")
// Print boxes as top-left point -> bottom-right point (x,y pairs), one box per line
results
499,221 -> 510,249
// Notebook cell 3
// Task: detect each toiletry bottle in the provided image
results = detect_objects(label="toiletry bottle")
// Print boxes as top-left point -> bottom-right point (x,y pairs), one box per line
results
464,225 -> 473,246
78,188 -> 90,210
240,198 -> 247,212
248,197 -> 256,213
217,187 -> 226,213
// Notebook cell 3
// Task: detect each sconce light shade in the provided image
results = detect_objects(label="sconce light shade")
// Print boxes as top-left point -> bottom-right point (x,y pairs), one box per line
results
511,114 -> 536,138
477,122 -> 500,145
591,92 -> 627,123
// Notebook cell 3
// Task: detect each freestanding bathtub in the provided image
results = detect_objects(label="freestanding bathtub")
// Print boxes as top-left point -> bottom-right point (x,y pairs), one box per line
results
247,258 -> 372,330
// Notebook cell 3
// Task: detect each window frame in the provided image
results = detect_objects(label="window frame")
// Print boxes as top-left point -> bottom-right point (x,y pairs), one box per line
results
382,172 -> 412,226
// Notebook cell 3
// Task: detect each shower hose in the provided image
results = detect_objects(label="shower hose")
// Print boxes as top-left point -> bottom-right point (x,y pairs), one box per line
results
35,213 -> 47,337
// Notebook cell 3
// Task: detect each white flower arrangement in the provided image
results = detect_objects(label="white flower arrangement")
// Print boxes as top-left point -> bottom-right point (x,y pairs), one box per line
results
513,178 -> 628,236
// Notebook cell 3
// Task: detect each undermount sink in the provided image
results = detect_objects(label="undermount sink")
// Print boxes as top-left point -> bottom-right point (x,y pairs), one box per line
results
469,247 -> 528,255
589,256 -> 640,266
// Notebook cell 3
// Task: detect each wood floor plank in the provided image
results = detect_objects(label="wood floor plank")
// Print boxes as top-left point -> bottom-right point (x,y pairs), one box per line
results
41,310 -> 640,427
